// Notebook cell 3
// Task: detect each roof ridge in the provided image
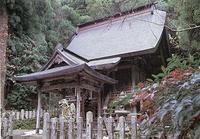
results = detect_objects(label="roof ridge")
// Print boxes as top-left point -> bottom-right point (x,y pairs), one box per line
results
78,2 -> 156,28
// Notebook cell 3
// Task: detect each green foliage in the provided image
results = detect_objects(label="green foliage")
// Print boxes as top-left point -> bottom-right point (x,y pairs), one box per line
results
4,0 -> 86,110
109,93 -> 132,112
142,72 -> 200,138
61,5 -> 81,25
84,0 -> 154,20
152,54 -> 200,82
167,0 -> 200,51
14,119 -> 36,129
86,0 -> 114,19
6,84 -> 36,110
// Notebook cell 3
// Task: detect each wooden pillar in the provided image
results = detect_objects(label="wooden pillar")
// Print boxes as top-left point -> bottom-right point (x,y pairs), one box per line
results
36,91 -> 41,134
0,8 -> 8,109
76,87 -> 81,122
81,96 -> 85,119
112,71 -> 116,92
98,91 -> 102,117
160,46 -> 167,66
131,66 -> 137,91
132,66 -> 138,113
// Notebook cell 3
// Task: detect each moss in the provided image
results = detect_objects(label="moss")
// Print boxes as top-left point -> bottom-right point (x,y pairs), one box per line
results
13,119 -> 43,130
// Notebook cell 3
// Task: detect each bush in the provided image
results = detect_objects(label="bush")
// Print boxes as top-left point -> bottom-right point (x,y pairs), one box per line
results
13,119 -> 36,130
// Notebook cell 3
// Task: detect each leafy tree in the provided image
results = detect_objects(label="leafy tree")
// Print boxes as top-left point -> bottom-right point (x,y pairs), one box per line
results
141,71 -> 200,138
167,0 -> 200,51
4,0 -> 86,110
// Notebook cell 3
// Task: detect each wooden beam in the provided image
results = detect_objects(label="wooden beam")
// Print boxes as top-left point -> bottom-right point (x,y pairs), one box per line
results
43,74 -> 77,82
98,91 -> 102,116
117,64 -> 133,70
41,82 -> 101,92
80,73 -> 101,85
131,66 -> 139,92
36,91 -> 41,134
81,84 -> 101,92
81,80 -> 102,88
41,82 -> 79,91
79,69 -> 117,84
81,96 -> 85,119
159,45 -> 167,66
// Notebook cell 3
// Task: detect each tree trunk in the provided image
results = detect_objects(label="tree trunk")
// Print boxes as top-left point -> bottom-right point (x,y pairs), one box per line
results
0,8 -> 8,108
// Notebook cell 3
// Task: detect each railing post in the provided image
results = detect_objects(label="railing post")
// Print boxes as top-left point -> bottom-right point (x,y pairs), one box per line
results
86,111 -> 93,139
59,116 -> 65,139
43,113 -> 50,139
8,114 -> 14,136
12,111 -> 16,119
97,116 -> 103,139
25,110 -> 29,119
131,115 -> 137,139
51,117 -> 57,139
108,116 -> 113,139
2,117 -> 8,137
21,109 -> 24,120
77,117 -> 83,139
2,112 -> 5,118
36,91 -> 41,134
119,116 -> 125,139
16,111 -> 20,120
29,111 -> 32,119
40,108 -> 43,118
32,110 -> 36,118
68,117 -> 73,139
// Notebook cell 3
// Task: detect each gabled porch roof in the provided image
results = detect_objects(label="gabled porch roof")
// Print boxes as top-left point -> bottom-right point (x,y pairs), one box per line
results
15,64 -> 117,84
40,44 -> 121,71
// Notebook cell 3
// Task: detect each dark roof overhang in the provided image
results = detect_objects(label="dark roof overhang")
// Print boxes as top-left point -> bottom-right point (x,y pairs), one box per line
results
15,64 -> 117,84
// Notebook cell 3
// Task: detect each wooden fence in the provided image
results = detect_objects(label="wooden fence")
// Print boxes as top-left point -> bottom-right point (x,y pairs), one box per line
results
1,108 -> 59,120
43,111 -> 137,139
1,114 -> 14,138
1,111 -> 138,139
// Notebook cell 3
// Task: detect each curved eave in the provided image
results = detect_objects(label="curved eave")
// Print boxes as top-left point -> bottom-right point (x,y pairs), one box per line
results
15,64 -> 117,84
83,64 -> 117,84
88,40 -> 161,61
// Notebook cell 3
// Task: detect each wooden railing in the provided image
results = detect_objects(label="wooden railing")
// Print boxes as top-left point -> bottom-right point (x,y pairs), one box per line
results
1,110 -> 172,139
1,108 -> 60,120
42,111 -> 137,139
